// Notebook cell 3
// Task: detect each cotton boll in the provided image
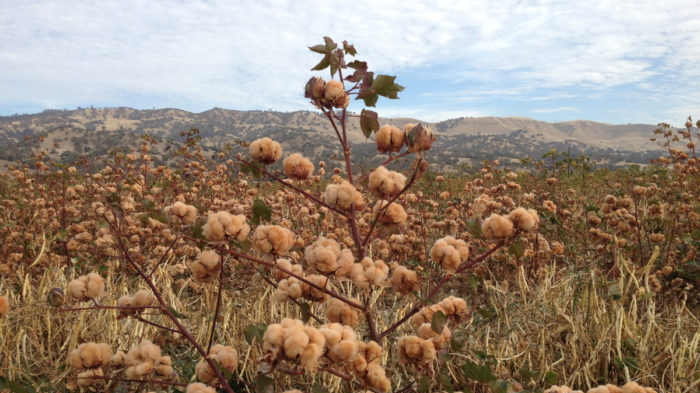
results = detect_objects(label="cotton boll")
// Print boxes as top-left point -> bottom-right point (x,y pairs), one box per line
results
430,236 -> 469,273
398,335 -> 436,365
508,207 -> 539,231
124,340 -> 162,378
323,80 -> 348,108
132,289 -> 155,308
249,137 -> 282,164
587,385 -> 623,393
110,351 -> 126,367
438,296 -> 467,318
253,225 -> 295,255
325,181 -> 364,211
363,258 -> 389,285
262,323 -> 284,361
349,263 -> 369,289
84,273 -> 106,299
545,386 -> 584,393
375,125 -> 404,153
283,153 -> 314,180
301,274 -> 329,302
273,258 -> 303,280
190,250 -> 221,282
481,214 -> 514,239
417,323 -> 451,350
76,368 -> 104,388
368,166 -> 406,199
374,200 -> 407,227
186,383 -> 217,393
283,327 -> 309,359
411,305 -> 444,327
196,344 -> 237,384
165,201 -> 197,224
320,326 -> 342,346
68,342 -> 112,370
389,265 -> 421,295
203,211 -> 250,242
620,382 -> 657,393
365,363 -> 391,393
275,278 -> 303,302
326,298 -> 360,327
0,296 -> 8,318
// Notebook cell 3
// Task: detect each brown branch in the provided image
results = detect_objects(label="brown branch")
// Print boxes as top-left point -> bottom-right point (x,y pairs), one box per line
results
207,251 -> 227,353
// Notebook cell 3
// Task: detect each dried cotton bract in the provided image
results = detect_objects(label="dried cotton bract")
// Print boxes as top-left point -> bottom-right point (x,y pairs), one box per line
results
249,137 -> 282,164
368,166 -> 407,199
283,153 -> 314,180
164,201 -> 197,224
195,344 -> 238,384
66,273 -> 106,302
375,125 -> 404,153
430,236 -> 469,273
190,250 -> 221,282
481,214 -> 514,239
325,181 -> 364,211
253,225 -> 295,255
202,211 -> 250,242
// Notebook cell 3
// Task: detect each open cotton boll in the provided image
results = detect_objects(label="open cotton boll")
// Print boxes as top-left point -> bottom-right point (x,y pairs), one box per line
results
508,207 -> 539,231
587,385 -> 623,393
195,344 -> 238,384
324,181 -> 364,211
275,277 -> 303,303
417,323 -> 451,350
252,225 -> 295,255
66,273 -> 106,302
190,250 -> 221,282
389,265 -> 421,295
273,258 -> 304,280
76,368 -> 104,388
300,274 -> 329,302
430,236 -> 469,273
375,125 -> 404,153
398,335 -> 436,365
481,213 -> 515,239
373,200 -> 407,227
68,342 -> 112,370
620,382 -> 657,393
202,211 -> 250,242
124,340 -> 163,379
411,304 -> 444,327
164,201 -> 197,224
186,383 -> 217,393
438,296 -> 467,319
326,297 -> 360,327
323,80 -> 349,108
117,289 -> 155,317
544,386 -> 584,393
368,166 -> 406,199
283,153 -> 314,180
365,362 -> 391,393
249,137 -> 282,164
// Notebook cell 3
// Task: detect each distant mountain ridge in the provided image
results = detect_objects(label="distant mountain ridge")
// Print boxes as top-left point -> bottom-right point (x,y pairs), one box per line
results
0,107 -> 664,171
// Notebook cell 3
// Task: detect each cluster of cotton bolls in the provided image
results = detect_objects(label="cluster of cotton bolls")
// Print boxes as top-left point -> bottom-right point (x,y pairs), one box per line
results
262,318 -> 391,392
249,137 -> 282,164
430,236 -> 469,273
189,250 -> 221,282
195,344 -> 238,384
411,296 -> 468,327
481,206 -> 539,239
117,289 -> 155,317
545,381 -> 657,393
163,201 -> 197,224
368,166 -> 406,199
349,257 -> 389,289
304,77 -> 350,109
114,340 -> 174,380
66,272 -> 106,302
202,211 -> 250,242
324,181 -> 364,211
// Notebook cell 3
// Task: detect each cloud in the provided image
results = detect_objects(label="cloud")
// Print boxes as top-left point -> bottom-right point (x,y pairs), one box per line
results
532,107 -> 579,114
0,0 -> 698,123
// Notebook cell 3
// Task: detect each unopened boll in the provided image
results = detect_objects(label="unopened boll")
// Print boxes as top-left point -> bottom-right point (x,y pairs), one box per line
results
375,125 -> 404,153
283,153 -> 314,180
190,250 -> 221,282
325,181 -> 364,210
164,201 -> 197,224
252,225 -> 295,255
368,166 -> 406,199
326,298 -> 360,326
389,265 -> 421,295
373,200 -> 407,226
508,207 -> 539,231
68,342 -> 112,369
249,137 -> 282,164
398,335 -> 436,365
67,272 -> 106,302
404,123 -> 435,153
481,214 -> 514,239
430,236 -> 469,273
202,211 -> 250,242
195,344 -> 238,384
304,236 -> 354,275
186,383 -> 217,393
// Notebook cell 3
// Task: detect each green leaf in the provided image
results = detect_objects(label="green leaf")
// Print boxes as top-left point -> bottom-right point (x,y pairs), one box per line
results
323,36 -> 337,51
360,109 -> 380,138
330,51 -> 341,77
584,204 -> 600,212
231,239 -> 251,252
254,375 -> 274,393
372,74 -> 404,99
438,372 -> 454,392
312,383 -> 331,393
309,44 -> 327,54
168,306 -> 188,319
431,310 -> 447,333
508,241 -> 525,258
0,377 -> 36,393
241,161 -> 262,178
417,376 -> 432,393
251,199 -> 272,226
543,371 -> 558,384
311,54 -> 330,71
466,219 -> 483,237
462,360 -> 496,383
245,323 -> 267,344
298,302 -> 312,323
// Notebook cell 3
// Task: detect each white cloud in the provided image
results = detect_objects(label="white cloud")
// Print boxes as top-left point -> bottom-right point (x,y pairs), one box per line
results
532,107 -> 579,114
0,0 -> 699,120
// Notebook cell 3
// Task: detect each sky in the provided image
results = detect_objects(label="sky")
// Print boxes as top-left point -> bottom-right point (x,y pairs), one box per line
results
1,0 -> 699,126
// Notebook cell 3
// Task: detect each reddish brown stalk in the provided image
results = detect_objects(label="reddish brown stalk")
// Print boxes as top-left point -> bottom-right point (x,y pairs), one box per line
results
59,305 -> 161,312
66,374 -> 188,387
134,314 -> 180,333
206,251 -> 227,353
355,151 -> 411,184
